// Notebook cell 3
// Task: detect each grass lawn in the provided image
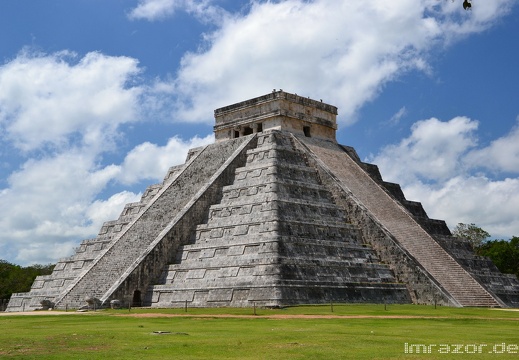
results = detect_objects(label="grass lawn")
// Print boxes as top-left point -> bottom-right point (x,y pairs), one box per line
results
0,304 -> 518,359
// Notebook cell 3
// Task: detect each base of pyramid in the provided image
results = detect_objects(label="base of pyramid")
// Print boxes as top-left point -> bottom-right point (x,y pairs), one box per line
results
148,282 -> 411,308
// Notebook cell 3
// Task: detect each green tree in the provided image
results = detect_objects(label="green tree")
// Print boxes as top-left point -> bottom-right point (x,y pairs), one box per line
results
452,223 -> 490,249
0,260 -> 54,300
477,237 -> 519,279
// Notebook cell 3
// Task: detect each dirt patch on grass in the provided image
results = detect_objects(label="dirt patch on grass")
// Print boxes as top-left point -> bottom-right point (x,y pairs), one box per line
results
3,309 -> 518,320
115,313 -> 447,320
0,311 -> 447,319
0,311 -> 92,316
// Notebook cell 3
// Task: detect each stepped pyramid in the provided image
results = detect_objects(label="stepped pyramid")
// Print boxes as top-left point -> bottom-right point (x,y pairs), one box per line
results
7,90 -> 519,311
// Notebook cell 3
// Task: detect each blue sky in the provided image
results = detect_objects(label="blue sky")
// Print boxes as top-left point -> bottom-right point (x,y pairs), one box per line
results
1,0 -> 518,265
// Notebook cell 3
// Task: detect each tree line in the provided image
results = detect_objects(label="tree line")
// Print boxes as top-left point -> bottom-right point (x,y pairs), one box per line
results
452,223 -> 519,280
0,260 -> 54,300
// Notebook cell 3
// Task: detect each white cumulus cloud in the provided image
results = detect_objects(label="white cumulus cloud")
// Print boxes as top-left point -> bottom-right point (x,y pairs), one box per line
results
129,0 -> 183,20
0,150 -> 123,264
0,50 -> 143,152
162,0 -> 513,124
129,0 -> 226,23
369,117 -> 479,183
116,134 -> 214,185
369,116 -> 519,239
465,117 -> 519,173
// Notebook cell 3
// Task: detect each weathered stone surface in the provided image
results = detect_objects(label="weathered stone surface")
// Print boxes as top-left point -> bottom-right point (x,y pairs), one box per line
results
149,131 -> 410,307
214,91 -> 337,142
7,90 -> 519,311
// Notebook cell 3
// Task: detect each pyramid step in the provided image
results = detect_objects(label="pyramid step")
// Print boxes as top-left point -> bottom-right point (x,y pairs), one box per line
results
246,147 -> 307,166
140,184 -> 163,203
234,161 -> 318,180
178,236 -> 371,261
221,181 -> 335,206
231,169 -> 322,189
193,219 -> 360,243
222,178 -> 329,194
206,200 -> 346,225
208,198 -> 338,215
162,164 -> 184,183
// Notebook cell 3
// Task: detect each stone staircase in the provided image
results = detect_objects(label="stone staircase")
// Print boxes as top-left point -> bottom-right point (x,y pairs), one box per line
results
435,235 -> 519,307
301,137 -> 500,307
49,136 -> 252,309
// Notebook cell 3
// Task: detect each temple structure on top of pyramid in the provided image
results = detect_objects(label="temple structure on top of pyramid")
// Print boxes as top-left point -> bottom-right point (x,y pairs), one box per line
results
7,90 -> 519,312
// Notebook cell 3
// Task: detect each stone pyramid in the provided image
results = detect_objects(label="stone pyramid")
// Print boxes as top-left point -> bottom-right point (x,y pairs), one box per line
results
7,90 -> 519,311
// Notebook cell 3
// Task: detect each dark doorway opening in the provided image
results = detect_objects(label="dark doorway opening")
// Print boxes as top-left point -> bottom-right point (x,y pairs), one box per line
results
132,290 -> 142,307
303,126 -> 311,137
243,126 -> 253,136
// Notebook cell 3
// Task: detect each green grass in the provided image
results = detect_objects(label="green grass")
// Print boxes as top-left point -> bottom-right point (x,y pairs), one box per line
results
1,305 -> 518,359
